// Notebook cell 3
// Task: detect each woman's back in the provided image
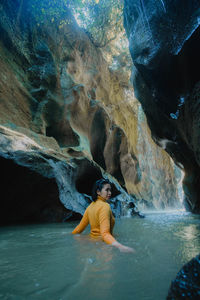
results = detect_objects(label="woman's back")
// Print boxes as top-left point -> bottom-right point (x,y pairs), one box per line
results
72,178 -> 134,252
72,196 -> 116,244
87,198 -> 115,240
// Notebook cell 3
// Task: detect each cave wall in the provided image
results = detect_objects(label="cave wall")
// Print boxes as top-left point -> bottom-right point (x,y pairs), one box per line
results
0,0 -> 181,223
124,0 -> 200,212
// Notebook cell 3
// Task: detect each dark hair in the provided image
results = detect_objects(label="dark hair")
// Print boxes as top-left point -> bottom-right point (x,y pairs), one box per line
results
91,178 -> 111,201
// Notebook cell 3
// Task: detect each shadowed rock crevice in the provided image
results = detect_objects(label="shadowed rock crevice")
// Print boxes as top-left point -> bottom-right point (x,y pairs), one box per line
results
75,159 -> 102,195
104,127 -> 126,186
0,156 -> 69,225
90,109 -> 107,169
136,25 -> 200,118
74,158 -> 121,198
46,122 -> 80,148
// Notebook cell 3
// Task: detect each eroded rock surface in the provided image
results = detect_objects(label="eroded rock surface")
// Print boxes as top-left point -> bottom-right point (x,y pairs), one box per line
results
167,254 -> 200,299
124,0 -> 200,212
0,125 -> 135,224
0,0 -> 181,223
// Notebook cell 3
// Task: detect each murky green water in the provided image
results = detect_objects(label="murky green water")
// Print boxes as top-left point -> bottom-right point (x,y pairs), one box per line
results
0,211 -> 200,300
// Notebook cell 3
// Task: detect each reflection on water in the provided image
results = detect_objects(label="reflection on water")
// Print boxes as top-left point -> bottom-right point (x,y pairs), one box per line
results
0,211 -> 200,300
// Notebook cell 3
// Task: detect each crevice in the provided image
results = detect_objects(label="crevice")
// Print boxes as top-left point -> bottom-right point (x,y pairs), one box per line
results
0,156 -> 71,225
90,108 -> 107,169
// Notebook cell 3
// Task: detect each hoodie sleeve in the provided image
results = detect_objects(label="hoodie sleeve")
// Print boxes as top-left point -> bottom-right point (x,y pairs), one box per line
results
99,203 -> 116,245
72,208 -> 89,234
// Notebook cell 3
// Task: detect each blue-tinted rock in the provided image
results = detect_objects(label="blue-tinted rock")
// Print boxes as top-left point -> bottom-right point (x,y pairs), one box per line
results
167,254 -> 200,299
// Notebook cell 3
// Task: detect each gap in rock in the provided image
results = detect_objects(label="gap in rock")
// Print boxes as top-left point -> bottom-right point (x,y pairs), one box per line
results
0,156 -> 69,225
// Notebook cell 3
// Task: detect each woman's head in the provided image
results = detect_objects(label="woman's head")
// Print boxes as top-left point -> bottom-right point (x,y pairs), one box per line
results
92,178 -> 112,201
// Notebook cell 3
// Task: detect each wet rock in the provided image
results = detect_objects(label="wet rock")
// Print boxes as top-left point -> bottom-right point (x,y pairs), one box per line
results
124,0 -> 200,212
0,125 -> 138,224
167,254 -> 200,299
126,202 -> 145,218
0,0 -> 181,223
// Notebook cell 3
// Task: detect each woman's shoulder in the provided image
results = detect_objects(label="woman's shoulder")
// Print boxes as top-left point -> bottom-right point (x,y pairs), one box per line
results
99,201 -> 111,210
89,200 -> 110,210
87,202 -> 94,209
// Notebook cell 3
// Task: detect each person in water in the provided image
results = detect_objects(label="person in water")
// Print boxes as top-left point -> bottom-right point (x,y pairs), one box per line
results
72,178 -> 134,253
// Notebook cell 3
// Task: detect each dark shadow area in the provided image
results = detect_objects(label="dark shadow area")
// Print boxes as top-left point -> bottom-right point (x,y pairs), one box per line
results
75,159 -> 102,195
141,25 -> 200,115
0,156 -> 74,225
46,122 -> 80,147
90,109 -> 106,169
105,127 -> 125,186
75,158 -> 121,198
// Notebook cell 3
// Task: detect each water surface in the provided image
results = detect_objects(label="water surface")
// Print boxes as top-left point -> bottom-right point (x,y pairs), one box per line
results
1,211 -> 200,300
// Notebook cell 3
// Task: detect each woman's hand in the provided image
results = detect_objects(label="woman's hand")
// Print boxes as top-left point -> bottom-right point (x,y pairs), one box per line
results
118,245 -> 135,253
112,241 -> 135,253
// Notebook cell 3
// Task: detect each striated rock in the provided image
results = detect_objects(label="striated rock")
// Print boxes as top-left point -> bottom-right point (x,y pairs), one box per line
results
167,254 -> 200,299
0,125 -> 136,224
0,0 -> 181,223
124,0 -> 200,212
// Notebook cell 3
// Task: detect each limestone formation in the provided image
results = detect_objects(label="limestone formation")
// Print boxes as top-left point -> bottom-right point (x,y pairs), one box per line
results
0,0 -> 180,223
0,125 -> 135,224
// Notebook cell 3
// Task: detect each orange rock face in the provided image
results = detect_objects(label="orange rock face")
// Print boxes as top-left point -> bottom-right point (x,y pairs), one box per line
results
0,1 -> 181,223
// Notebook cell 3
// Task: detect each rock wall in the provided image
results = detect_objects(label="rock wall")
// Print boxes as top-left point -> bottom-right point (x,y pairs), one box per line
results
124,0 -> 200,212
0,0 -> 180,223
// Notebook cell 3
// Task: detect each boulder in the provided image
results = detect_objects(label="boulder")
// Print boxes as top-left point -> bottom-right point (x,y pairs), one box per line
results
167,254 -> 200,299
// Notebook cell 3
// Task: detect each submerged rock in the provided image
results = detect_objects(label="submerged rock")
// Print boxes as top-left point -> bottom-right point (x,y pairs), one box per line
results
167,254 -> 200,299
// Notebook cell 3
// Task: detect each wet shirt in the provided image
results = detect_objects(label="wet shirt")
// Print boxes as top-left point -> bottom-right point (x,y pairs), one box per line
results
72,196 -> 116,244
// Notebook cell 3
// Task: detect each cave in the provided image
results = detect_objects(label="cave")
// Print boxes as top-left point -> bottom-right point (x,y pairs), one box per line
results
0,156 -> 69,225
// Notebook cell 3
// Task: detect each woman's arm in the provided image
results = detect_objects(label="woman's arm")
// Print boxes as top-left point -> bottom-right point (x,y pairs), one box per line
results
99,204 -> 135,253
111,241 -> 135,253
72,209 -> 89,234
99,204 -> 117,245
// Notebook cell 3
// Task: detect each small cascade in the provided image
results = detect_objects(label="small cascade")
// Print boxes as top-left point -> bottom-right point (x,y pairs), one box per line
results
136,104 -> 184,210
109,193 -> 145,218
176,166 -> 185,204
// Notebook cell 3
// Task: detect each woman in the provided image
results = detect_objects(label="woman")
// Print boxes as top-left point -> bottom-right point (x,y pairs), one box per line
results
72,178 -> 134,253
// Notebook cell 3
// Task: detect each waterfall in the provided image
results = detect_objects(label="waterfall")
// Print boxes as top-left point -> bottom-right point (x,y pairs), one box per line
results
136,104 -> 183,210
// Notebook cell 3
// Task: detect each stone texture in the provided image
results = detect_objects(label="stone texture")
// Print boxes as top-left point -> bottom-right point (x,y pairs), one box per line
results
167,254 -> 200,299
124,0 -> 200,212
0,125 -> 136,224
0,0 -> 181,223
